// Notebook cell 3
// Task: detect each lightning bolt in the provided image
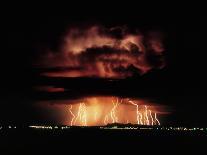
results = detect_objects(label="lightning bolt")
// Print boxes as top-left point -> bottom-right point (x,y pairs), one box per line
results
104,98 -> 120,124
74,103 -> 87,126
110,99 -> 116,123
68,97 -> 161,126
104,114 -> 109,125
69,105 -> 75,126
111,98 -> 120,123
82,103 -> 87,126
128,100 -> 140,125
149,110 -> 154,126
154,113 -> 160,125
74,103 -> 82,125
110,108 -> 115,123
139,112 -> 143,125
145,106 -> 150,125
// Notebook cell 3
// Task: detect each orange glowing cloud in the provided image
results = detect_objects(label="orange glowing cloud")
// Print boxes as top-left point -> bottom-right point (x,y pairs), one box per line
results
35,25 -> 165,78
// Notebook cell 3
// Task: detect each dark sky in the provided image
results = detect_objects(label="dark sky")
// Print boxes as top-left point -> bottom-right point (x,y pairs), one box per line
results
2,4 -> 203,126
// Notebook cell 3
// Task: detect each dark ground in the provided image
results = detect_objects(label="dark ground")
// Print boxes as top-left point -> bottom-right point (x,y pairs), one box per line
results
0,128 -> 206,154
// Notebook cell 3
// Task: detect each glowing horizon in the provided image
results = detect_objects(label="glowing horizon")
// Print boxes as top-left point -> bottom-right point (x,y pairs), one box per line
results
68,97 -> 161,126
36,96 -> 169,126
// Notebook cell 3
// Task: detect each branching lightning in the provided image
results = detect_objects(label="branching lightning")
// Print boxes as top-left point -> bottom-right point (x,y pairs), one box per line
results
69,105 -> 75,126
149,110 -> 154,126
104,114 -> 109,125
128,100 -> 140,125
154,113 -> 160,125
128,100 -> 160,126
73,103 -> 87,126
111,98 -> 120,123
144,106 -> 150,125
68,97 -> 161,126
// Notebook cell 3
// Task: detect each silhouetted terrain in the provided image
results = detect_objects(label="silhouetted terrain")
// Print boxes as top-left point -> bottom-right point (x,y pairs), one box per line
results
0,127 -> 206,154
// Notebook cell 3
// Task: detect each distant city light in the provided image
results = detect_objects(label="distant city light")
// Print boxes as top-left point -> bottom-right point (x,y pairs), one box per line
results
25,125 -> 207,132
0,125 -> 206,132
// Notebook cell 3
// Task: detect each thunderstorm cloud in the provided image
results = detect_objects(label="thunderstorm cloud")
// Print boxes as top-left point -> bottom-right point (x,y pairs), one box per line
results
35,25 -> 166,78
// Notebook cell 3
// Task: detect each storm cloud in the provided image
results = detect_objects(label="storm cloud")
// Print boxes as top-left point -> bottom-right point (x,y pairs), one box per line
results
35,25 -> 165,78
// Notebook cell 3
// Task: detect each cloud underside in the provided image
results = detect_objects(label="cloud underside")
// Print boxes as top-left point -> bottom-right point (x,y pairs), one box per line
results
36,26 -> 165,78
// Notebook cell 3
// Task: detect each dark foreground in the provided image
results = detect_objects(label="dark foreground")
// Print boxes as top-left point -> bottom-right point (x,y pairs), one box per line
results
0,127 -> 206,154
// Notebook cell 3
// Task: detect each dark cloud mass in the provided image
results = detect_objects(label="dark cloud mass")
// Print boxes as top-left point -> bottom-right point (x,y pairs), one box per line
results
35,25 -> 165,78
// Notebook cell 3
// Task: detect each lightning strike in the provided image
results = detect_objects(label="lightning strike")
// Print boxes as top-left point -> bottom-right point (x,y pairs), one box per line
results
104,115 -> 109,125
145,106 -> 150,125
155,113 -> 160,125
128,100 -> 140,125
69,105 -> 75,126
73,103 -> 87,126
139,113 -> 143,125
149,110 -> 154,126
67,97 -> 162,126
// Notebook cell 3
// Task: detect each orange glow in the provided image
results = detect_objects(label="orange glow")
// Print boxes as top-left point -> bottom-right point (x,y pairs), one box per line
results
36,25 -> 165,78
149,110 -> 154,125
64,97 -> 165,126
69,105 -> 75,126
73,103 -> 87,126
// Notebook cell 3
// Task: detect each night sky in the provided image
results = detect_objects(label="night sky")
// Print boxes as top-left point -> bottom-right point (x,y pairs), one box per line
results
2,4 -> 203,126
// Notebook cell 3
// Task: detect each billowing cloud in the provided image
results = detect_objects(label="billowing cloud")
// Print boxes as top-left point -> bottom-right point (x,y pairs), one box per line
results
35,25 -> 165,78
